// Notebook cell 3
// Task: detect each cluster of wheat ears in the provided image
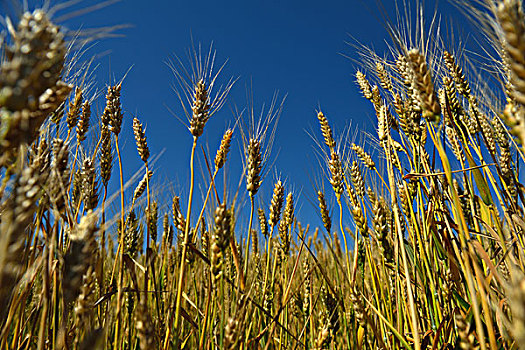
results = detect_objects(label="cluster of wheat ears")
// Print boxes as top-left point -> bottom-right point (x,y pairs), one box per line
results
3,0 -> 525,349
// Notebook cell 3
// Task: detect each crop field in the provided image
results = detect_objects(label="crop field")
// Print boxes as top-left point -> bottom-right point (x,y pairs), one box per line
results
1,0 -> 525,349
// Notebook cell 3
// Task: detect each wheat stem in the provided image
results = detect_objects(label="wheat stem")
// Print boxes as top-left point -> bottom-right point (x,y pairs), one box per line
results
113,134 -> 126,350
337,197 -> 352,285
243,195 -> 255,287
173,136 -> 197,341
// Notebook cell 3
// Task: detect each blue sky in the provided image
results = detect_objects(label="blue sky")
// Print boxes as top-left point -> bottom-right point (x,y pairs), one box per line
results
43,0 -> 469,231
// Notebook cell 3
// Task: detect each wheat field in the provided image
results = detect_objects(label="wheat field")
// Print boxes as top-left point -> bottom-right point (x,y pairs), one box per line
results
2,1 -> 525,349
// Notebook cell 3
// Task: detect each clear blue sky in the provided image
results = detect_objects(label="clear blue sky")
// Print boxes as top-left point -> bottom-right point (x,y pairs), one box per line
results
43,0 -> 469,230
